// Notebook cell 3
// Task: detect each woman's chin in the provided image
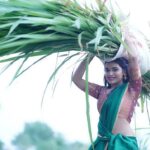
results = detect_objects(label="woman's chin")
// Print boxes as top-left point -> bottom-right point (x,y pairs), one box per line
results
108,81 -> 122,86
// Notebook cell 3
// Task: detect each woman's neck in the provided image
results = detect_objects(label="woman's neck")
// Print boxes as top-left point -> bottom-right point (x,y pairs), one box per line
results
110,81 -> 123,89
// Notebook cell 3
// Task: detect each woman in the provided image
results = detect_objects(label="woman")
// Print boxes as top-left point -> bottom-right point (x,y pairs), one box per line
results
72,34 -> 142,149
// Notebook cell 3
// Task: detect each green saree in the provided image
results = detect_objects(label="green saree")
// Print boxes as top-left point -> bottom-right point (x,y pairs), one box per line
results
89,83 -> 139,150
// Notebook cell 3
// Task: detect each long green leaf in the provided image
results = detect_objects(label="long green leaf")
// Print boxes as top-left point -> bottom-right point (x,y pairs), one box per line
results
85,55 -> 94,150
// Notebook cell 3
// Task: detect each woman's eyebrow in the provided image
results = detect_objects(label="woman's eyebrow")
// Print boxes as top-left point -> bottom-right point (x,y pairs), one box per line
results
105,66 -> 119,69
112,67 -> 119,69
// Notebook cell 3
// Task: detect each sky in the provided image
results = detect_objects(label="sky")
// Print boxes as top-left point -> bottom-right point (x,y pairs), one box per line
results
0,0 -> 150,149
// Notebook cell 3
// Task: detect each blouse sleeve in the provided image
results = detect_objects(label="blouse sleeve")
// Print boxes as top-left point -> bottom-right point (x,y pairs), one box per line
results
127,78 -> 142,122
127,59 -> 142,122
80,82 -> 102,99
128,57 -> 142,101
128,57 -> 141,81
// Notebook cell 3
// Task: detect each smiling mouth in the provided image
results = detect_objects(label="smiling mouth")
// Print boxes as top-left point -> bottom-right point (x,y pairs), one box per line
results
107,77 -> 115,81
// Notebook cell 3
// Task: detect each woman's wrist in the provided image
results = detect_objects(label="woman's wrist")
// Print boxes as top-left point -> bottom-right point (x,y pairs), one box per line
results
86,53 -> 95,62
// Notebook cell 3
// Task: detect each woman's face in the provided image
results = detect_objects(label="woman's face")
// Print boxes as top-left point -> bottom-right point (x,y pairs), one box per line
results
104,62 -> 125,87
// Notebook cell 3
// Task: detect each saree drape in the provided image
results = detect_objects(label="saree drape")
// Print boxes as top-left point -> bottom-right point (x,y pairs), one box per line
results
89,83 -> 139,150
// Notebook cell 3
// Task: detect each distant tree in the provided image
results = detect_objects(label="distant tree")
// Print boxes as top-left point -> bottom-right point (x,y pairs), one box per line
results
12,121 -> 55,150
0,140 -> 4,150
11,121 -> 88,150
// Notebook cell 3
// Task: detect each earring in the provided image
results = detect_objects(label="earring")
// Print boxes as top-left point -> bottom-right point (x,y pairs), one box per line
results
104,76 -> 111,88
123,75 -> 127,82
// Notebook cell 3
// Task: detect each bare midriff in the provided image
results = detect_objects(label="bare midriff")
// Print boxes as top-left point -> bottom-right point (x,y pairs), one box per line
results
112,117 -> 135,136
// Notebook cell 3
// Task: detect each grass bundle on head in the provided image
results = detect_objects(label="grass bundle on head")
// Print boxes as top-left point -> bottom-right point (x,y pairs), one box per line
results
0,0 -> 122,61
0,0 -> 124,101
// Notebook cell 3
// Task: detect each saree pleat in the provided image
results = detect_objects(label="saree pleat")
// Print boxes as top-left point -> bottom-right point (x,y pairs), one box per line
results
89,83 -> 139,150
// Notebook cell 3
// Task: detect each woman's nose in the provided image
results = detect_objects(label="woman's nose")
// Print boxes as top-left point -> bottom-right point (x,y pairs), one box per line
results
108,71 -> 113,75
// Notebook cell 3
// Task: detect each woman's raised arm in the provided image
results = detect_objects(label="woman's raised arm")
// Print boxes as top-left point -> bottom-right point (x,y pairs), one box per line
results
125,33 -> 142,81
72,54 -> 101,99
72,54 -> 94,90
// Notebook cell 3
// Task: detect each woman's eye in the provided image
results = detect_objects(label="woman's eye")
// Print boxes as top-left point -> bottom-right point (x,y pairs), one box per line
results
112,68 -> 119,71
105,67 -> 119,73
105,69 -> 110,72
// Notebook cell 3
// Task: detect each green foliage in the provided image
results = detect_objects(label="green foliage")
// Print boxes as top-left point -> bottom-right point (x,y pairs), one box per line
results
0,140 -> 4,150
12,121 -> 88,150
0,0 -> 121,62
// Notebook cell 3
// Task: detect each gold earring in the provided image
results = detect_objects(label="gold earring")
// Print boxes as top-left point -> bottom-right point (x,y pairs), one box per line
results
123,75 -> 127,81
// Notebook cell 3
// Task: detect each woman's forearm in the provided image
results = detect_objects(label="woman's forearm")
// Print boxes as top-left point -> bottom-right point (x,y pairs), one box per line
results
72,54 -> 94,88
125,35 -> 142,80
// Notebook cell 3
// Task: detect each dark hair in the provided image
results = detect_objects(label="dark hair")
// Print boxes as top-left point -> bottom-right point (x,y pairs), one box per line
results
104,57 -> 129,88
